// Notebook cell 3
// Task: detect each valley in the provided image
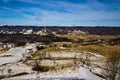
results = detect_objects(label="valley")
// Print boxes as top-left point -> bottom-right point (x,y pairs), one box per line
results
0,26 -> 120,80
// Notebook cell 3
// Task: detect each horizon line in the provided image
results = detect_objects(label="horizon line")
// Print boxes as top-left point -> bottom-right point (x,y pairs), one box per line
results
0,25 -> 120,27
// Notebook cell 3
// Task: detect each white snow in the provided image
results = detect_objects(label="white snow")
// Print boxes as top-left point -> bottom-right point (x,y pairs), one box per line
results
0,63 -> 32,76
3,66 -> 104,80
0,57 -> 19,66
24,29 -> 33,34
0,45 -> 105,80
0,43 -> 37,66
78,67 -> 103,80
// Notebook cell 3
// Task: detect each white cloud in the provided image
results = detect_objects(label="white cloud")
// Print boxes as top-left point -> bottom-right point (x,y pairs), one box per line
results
0,0 -> 120,26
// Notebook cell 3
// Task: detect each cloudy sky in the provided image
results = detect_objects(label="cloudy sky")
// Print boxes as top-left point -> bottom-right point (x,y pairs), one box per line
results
0,0 -> 120,26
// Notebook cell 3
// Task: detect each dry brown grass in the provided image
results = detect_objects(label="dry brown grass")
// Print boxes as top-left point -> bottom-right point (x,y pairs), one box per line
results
33,42 -> 120,58
58,34 -> 80,42
80,45 -> 120,56
58,33 -> 120,42
0,48 -> 10,54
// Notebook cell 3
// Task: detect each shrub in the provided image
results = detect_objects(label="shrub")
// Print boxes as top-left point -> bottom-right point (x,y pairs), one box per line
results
36,46 -> 44,50
32,60 -> 51,72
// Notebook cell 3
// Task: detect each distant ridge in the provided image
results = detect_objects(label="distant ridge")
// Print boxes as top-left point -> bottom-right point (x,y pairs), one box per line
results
0,25 -> 120,35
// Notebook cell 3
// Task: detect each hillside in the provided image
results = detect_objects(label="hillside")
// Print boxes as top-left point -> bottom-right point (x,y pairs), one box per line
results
0,26 -> 120,35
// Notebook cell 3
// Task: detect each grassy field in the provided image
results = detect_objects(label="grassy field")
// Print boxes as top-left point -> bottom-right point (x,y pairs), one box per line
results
33,42 -> 120,58
0,48 -> 10,54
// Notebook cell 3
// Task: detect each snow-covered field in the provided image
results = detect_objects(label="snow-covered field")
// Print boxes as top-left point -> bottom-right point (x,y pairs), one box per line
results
3,66 -> 103,80
0,44 -> 105,80
0,43 -> 36,65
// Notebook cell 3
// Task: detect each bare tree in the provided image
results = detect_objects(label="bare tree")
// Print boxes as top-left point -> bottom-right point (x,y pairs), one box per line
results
7,69 -> 12,77
79,51 -> 91,68
103,50 -> 120,80
73,55 -> 79,70
32,60 -> 41,74
0,69 -> 4,79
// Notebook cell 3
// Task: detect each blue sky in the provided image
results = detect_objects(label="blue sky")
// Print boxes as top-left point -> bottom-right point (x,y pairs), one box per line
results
0,0 -> 120,26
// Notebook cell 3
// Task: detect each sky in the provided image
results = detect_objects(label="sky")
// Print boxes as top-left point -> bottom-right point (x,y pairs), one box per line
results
0,0 -> 120,26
